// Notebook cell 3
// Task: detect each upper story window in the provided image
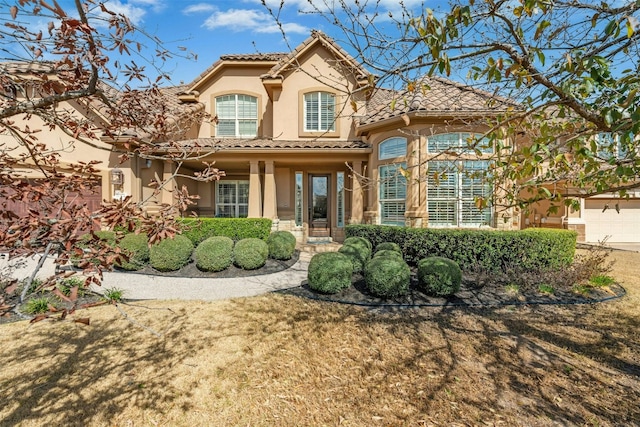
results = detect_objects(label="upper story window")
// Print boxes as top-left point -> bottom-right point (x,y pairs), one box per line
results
379,137 -> 407,160
427,132 -> 493,154
595,132 -> 632,160
304,91 -> 335,132
215,94 -> 258,138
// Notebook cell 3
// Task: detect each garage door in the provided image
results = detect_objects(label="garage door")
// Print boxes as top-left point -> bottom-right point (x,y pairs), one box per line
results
584,198 -> 640,243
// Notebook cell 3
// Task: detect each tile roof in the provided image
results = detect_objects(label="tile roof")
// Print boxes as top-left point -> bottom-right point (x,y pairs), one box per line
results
187,53 -> 287,89
359,76 -> 519,127
154,138 -> 372,151
263,30 -> 368,79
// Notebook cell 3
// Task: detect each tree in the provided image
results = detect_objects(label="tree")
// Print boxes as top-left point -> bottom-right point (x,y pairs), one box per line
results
272,0 -> 640,213
0,0 -> 220,317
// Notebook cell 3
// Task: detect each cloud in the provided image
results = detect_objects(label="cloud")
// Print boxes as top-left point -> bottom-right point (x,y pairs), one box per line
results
203,8 -> 309,34
183,3 -> 217,15
101,0 -> 147,25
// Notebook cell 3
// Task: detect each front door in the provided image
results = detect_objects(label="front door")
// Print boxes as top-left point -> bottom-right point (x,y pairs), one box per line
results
309,174 -> 330,237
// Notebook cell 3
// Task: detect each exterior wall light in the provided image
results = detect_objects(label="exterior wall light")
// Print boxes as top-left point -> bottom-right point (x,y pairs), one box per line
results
110,167 -> 124,185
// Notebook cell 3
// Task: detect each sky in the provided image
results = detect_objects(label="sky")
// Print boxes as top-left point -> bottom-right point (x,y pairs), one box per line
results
88,0 -> 434,86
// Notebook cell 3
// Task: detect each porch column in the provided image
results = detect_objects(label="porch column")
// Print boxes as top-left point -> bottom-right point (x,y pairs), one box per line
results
161,160 -> 175,205
248,160 -> 262,218
350,160 -> 363,223
263,160 -> 277,219
404,134 -> 426,227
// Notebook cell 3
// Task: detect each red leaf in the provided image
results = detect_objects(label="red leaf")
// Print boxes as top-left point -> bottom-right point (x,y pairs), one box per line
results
74,318 -> 90,325
10,6 -> 18,19
30,314 -> 48,323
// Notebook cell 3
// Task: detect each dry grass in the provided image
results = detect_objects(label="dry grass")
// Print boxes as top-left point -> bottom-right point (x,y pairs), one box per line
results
1,250 -> 639,426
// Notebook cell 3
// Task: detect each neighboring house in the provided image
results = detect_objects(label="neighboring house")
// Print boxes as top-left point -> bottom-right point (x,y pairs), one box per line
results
3,32 -> 637,243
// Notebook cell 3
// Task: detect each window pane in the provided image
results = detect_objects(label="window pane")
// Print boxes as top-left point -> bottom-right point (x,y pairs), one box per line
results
427,161 -> 456,198
217,120 -> 236,137
305,92 -> 319,131
238,120 -> 257,137
295,172 -> 303,226
379,164 -> 406,226
320,92 -> 335,131
216,181 -> 249,218
216,94 -> 257,137
428,133 -> 459,152
428,201 -> 456,225
216,95 -> 235,119
381,202 -> 405,226
379,137 -> 407,160
337,172 -> 344,227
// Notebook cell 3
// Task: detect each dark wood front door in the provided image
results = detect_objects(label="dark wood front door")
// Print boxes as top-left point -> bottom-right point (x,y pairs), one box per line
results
309,174 -> 330,237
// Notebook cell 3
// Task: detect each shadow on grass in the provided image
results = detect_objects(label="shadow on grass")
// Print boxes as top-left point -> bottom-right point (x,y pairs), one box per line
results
224,294 -> 640,425
0,305 -> 203,426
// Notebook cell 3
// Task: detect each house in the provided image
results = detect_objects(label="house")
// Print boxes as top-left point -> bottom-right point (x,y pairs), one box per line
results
3,32 -> 637,244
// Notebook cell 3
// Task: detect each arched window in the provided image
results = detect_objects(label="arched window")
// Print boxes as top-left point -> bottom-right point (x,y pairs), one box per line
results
303,91 -> 335,132
379,137 -> 407,160
215,94 -> 258,137
427,132 -> 493,154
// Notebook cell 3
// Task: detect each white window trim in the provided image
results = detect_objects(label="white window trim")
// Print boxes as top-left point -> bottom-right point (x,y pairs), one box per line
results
215,180 -> 249,218
303,91 -> 336,132
427,160 -> 493,228
215,94 -> 258,138
379,163 -> 407,226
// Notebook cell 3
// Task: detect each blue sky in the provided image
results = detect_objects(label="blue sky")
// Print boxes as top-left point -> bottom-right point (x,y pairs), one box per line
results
93,0 -> 435,86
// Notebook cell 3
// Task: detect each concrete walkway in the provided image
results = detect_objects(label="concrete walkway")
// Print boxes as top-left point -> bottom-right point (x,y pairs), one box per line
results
1,252 -> 313,302
99,252 -> 312,301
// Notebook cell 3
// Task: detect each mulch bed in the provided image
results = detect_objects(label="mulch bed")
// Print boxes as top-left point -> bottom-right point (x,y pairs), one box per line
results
279,272 -> 626,308
118,250 -> 300,279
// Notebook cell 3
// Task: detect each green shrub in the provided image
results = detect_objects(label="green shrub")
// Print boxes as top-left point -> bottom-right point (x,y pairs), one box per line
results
233,238 -> 269,270
373,249 -> 404,261
343,236 -> 372,252
364,256 -> 410,298
338,242 -> 371,274
346,224 -> 576,273
116,233 -> 150,271
57,276 -> 86,298
149,235 -> 194,272
267,231 -> 296,260
417,256 -> 462,297
24,297 -> 52,314
78,230 -> 117,247
194,236 -> 234,272
179,218 -> 272,246
375,241 -> 402,254
307,252 -> 353,294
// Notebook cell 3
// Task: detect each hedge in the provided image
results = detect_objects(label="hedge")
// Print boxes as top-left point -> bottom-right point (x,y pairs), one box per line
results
178,218 -> 272,245
267,231 -> 297,260
115,233 -> 150,271
346,225 -> 577,273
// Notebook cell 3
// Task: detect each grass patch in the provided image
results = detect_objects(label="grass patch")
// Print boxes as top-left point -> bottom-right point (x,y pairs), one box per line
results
538,283 -> 555,294
589,274 -> 616,287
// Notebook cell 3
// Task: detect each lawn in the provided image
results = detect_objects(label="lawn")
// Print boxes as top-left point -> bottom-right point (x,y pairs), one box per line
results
0,250 -> 639,426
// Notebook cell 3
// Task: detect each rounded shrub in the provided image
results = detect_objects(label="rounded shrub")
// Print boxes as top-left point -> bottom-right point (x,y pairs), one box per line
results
116,233 -> 150,271
149,235 -> 194,272
343,236 -> 372,252
338,242 -> 370,274
233,238 -> 269,270
267,231 -> 296,260
307,252 -> 353,294
417,256 -> 462,297
373,249 -> 404,261
364,256 -> 410,298
375,241 -> 401,254
194,236 -> 234,272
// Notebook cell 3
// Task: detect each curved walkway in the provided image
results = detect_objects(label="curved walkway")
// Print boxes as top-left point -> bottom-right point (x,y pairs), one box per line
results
99,253 -> 312,301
